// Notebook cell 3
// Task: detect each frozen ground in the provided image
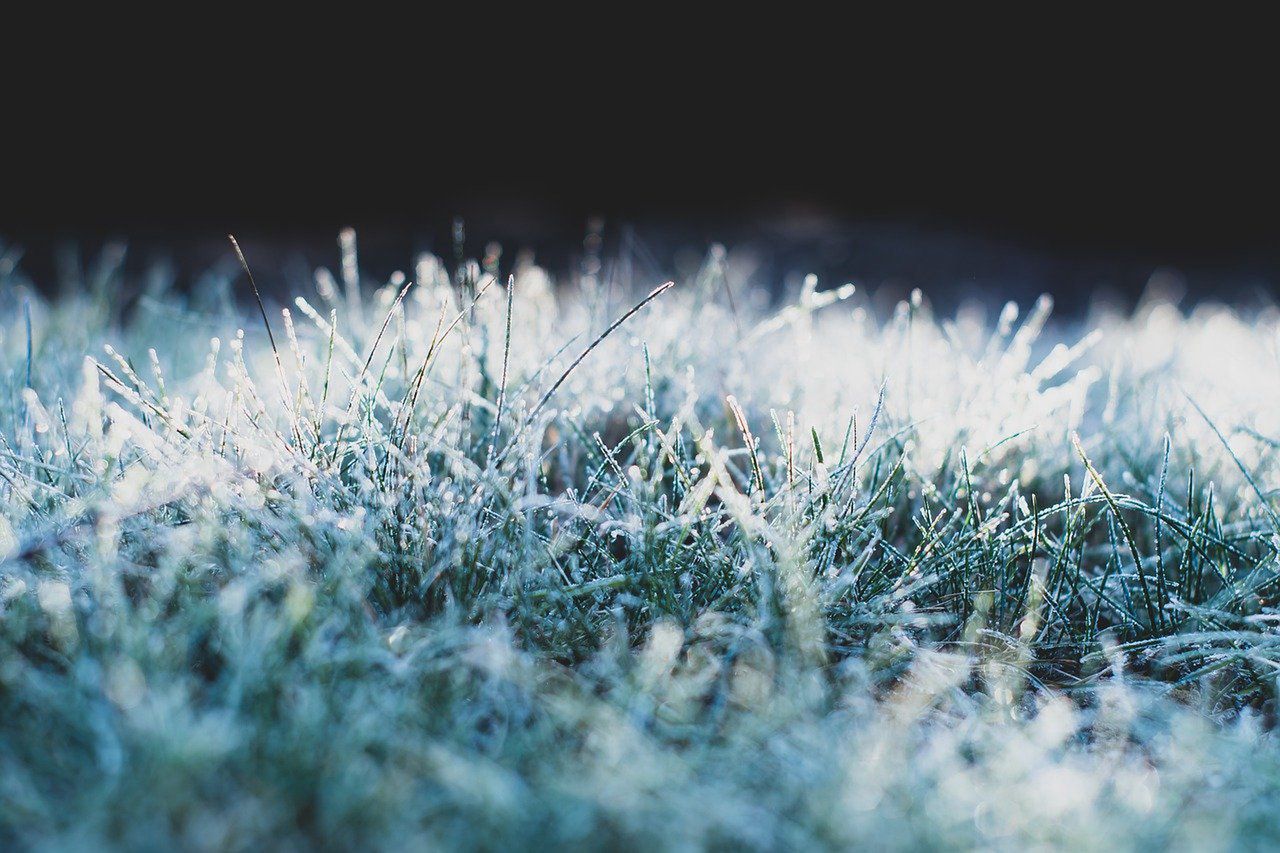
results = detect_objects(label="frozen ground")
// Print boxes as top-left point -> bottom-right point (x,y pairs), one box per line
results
3,234 -> 1280,849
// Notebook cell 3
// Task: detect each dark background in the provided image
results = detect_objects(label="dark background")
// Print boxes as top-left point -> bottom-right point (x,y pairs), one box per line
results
4,23 -> 1276,315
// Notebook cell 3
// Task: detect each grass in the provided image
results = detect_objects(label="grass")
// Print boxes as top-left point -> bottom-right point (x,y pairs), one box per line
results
3,232 -> 1280,849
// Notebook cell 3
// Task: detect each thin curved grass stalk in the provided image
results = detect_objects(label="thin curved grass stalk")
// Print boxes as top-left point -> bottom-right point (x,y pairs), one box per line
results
1073,431 -> 1164,634
329,278 -> 414,466
486,275 -> 515,468
1185,390 -> 1280,534
726,395 -> 764,496
493,281 -> 674,467
393,276 -> 499,457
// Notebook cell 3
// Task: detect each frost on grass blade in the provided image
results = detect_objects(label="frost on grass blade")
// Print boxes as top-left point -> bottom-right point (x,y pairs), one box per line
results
2,236 -> 1280,849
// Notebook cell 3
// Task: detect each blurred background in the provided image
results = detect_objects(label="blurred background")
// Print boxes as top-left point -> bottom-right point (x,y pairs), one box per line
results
4,23 -> 1275,317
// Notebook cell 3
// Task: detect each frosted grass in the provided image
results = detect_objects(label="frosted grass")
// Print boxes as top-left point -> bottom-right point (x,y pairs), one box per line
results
2,235 -> 1280,849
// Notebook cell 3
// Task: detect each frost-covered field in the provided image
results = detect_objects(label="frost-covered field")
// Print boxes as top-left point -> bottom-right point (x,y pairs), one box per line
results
3,235 -> 1280,850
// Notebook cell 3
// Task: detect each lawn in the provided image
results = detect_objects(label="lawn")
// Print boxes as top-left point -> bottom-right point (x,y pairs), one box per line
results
3,233 -> 1280,849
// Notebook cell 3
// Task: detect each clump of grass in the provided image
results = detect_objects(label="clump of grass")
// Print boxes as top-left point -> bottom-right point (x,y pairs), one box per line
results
3,233 -> 1280,849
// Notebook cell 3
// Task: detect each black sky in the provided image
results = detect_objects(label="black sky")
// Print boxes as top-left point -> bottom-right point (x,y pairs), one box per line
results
4,26 -> 1276,309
